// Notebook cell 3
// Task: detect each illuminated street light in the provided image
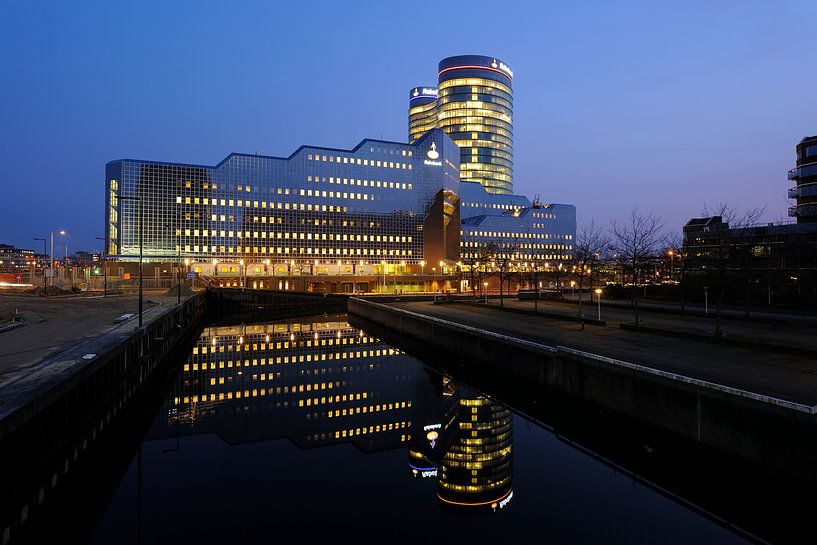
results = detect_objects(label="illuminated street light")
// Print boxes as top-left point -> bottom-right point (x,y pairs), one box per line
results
595,288 -> 603,321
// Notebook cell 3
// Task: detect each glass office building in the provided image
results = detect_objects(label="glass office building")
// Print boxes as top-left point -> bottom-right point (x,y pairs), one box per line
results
106,54 -> 575,274
459,181 -> 575,263
408,86 -> 439,144
105,129 -> 462,271
408,55 -> 514,195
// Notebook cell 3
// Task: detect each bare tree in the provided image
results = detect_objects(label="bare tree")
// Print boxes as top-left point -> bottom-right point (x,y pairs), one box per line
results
526,256 -> 549,310
574,220 -> 609,319
610,209 -> 666,325
491,242 -> 518,307
461,243 -> 495,300
697,203 -> 765,336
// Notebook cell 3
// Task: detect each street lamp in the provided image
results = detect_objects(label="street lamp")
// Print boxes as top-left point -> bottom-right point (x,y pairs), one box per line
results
95,236 -> 107,297
239,258 -> 245,290
483,281 -> 489,304
49,229 -> 66,289
595,288 -> 603,321
34,237 -> 46,290
119,195 -> 143,328
380,260 -> 386,293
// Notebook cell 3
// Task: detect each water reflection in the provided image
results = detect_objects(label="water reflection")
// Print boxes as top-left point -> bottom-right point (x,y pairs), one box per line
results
149,314 -> 513,515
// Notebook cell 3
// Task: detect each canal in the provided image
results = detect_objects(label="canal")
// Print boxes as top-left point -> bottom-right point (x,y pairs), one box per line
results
68,312 -> 756,544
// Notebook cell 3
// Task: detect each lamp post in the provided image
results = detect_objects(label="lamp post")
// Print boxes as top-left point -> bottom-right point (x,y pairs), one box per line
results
419,260 -> 426,292
595,288 -> 603,321
185,258 -> 191,289
34,237 -> 46,290
49,229 -> 66,289
703,286 -> 709,316
239,258 -> 245,291
95,237 -> 107,297
119,195 -> 143,328
484,281 -> 489,304
164,222 -> 181,304
380,260 -> 386,294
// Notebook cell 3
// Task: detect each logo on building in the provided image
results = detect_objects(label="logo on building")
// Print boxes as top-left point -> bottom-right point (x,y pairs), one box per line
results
413,88 -> 419,97
491,58 -> 498,68
424,142 -> 442,166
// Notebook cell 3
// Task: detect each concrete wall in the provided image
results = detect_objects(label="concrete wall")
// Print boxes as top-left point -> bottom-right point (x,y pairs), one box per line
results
205,288 -> 347,317
0,293 -> 206,545
348,297 -> 817,483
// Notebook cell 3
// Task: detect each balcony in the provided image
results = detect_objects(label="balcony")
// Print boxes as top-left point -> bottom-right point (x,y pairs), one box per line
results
789,203 -> 817,218
788,168 -> 798,180
789,206 -> 799,217
790,183 -> 817,199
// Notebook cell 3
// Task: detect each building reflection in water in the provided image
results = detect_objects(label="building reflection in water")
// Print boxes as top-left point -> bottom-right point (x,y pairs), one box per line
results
149,315 -> 512,513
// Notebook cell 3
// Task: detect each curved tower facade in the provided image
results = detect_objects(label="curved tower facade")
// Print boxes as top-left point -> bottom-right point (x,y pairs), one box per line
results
437,55 -> 514,194
408,86 -> 439,144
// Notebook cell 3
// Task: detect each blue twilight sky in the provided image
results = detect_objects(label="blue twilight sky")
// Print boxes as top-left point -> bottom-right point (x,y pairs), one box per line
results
1,0 -> 816,253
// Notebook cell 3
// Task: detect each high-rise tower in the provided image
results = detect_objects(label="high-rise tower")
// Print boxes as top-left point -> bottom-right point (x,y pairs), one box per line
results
408,86 -> 439,144
407,55 -> 514,194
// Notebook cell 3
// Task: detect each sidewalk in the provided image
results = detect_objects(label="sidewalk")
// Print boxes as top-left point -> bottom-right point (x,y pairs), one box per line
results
390,300 -> 817,405
479,297 -> 817,354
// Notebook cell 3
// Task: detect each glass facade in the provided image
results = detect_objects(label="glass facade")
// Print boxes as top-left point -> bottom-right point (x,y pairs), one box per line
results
408,86 -> 439,144
105,54 -> 575,269
105,129 -> 461,265
408,55 -> 514,195
459,181 -> 575,262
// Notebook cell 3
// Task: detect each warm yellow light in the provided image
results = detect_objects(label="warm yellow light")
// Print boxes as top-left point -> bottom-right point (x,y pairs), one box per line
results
595,288 -> 602,294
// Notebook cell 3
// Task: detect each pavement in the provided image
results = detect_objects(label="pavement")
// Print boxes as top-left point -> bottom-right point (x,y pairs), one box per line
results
0,290 -> 183,373
481,298 -> 817,353
561,293 -> 817,326
388,300 -> 817,406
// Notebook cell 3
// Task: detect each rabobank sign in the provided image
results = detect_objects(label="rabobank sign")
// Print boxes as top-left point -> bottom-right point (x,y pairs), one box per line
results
410,87 -> 439,101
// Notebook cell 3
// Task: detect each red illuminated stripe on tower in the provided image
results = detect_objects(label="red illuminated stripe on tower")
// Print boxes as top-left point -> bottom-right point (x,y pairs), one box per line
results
438,65 -> 512,83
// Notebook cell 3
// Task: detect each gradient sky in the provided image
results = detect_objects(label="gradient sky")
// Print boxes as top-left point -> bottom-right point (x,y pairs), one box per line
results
2,0 -> 816,253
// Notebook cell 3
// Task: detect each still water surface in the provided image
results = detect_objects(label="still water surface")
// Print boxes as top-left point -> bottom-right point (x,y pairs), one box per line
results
88,314 -> 746,544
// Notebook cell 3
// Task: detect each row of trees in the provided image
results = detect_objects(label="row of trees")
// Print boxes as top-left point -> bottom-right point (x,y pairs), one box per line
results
459,203 -> 785,335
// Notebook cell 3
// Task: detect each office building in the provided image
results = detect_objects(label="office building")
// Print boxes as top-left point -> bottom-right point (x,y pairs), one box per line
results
408,55 -> 514,195
104,54 -> 575,285
105,129 -> 461,274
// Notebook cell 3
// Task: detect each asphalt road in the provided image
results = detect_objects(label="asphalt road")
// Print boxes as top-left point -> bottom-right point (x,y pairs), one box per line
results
391,301 -> 817,405
0,290 -> 178,372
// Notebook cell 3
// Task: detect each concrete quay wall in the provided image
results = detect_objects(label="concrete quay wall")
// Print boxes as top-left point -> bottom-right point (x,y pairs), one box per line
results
348,297 -> 817,483
0,293 -> 206,545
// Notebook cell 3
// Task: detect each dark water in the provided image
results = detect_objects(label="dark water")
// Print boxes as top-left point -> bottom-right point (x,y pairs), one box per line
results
85,314 -> 747,545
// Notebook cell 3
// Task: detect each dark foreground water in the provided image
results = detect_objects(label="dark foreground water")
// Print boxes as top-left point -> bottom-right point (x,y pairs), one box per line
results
84,314 -> 748,545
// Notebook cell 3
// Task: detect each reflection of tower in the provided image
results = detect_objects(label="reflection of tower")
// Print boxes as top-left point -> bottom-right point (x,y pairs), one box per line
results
437,394 -> 513,513
407,371 -> 461,478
